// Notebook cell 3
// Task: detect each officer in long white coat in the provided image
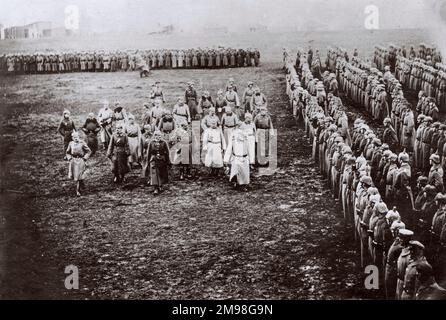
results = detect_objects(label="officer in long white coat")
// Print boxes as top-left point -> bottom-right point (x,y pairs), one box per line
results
224,121 -> 253,190
202,118 -> 226,176
240,113 -> 256,166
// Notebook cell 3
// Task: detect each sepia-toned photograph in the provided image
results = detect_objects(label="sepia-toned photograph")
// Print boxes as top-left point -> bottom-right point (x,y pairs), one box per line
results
0,0 -> 445,303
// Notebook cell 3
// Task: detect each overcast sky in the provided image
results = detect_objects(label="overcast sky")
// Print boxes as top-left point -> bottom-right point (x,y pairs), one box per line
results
0,0 -> 440,32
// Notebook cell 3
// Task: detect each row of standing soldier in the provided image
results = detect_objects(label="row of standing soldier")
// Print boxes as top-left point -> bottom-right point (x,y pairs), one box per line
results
370,44 -> 446,113
0,48 -> 261,75
285,48 -> 446,299
374,43 -> 442,73
395,57 -> 446,113
327,47 -> 446,189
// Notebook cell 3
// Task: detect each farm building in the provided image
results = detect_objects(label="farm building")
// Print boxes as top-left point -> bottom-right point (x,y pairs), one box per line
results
4,21 -> 52,40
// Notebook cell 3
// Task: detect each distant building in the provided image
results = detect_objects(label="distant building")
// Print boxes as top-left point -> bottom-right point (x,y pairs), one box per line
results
0,24 -> 4,39
4,21 -> 52,39
248,24 -> 268,33
148,24 -> 174,35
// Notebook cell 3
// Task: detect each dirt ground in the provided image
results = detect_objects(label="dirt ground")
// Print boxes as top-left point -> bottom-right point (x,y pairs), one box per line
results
0,30 -> 429,300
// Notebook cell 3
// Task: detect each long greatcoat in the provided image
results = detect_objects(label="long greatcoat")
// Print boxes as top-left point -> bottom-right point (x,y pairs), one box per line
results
144,139 -> 170,187
107,133 -> 130,177
224,129 -> 252,185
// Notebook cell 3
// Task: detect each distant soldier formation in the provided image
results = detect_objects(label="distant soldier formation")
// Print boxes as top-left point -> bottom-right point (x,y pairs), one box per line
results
59,78 -> 274,196
372,43 -> 445,113
325,46 -> 446,181
0,47 -> 261,75
286,44 -> 446,299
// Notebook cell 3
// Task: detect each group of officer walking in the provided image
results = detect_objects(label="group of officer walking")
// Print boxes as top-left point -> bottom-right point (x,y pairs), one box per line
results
58,79 -> 274,196
285,46 -> 446,299
0,47 -> 261,75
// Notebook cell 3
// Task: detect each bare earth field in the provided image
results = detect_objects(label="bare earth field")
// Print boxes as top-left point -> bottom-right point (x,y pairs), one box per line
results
0,29 -> 430,299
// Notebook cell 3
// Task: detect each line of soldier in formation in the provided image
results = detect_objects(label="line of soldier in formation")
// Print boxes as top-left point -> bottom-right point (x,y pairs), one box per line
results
370,44 -> 446,113
0,48 -> 261,75
285,49 -> 446,299
58,79 -> 274,196
283,46 -> 324,80
374,43 -> 442,73
325,47 -> 446,186
395,58 -> 446,113
326,51 -> 392,123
